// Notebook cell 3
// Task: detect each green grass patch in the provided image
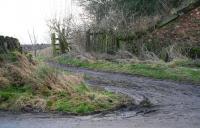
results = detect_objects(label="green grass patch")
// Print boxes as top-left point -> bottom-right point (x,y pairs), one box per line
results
0,85 -> 33,110
53,55 -> 200,84
34,55 -> 49,62
55,99 -> 95,113
0,52 -> 18,62
0,83 -> 126,114
53,83 -> 125,114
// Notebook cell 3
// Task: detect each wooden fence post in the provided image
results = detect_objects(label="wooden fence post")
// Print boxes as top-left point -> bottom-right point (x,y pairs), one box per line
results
51,33 -> 57,56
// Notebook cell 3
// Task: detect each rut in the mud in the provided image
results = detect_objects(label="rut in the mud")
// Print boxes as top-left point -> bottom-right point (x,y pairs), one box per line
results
1,62 -> 200,128
48,62 -> 200,118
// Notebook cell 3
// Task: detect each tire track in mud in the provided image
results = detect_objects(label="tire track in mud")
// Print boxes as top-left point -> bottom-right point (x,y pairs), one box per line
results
0,62 -> 200,128
48,62 -> 200,115
49,62 -> 200,122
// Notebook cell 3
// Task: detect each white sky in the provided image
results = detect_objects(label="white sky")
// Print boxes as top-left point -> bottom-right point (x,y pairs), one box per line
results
0,0 -> 82,44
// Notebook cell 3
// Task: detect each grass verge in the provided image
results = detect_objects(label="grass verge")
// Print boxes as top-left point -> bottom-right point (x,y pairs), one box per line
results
0,53 -> 130,115
53,55 -> 200,84
0,83 -> 128,114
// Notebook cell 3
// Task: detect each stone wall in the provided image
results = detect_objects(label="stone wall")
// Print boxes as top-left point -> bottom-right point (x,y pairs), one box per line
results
0,36 -> 22,53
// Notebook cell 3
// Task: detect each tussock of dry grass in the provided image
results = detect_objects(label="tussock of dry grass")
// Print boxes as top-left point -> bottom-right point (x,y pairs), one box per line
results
0,53 -> 83,94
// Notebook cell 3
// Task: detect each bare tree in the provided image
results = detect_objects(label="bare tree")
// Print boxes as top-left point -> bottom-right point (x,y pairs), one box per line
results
28,29 -> 38,57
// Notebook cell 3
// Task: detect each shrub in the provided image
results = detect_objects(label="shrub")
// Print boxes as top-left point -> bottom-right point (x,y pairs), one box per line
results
189,47 -> 200,59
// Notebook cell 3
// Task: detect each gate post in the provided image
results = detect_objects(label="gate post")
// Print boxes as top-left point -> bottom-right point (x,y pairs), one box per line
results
51,33 -> 57,56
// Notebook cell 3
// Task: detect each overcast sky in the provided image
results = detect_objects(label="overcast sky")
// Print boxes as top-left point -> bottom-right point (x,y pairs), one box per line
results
0,0 -> 82,44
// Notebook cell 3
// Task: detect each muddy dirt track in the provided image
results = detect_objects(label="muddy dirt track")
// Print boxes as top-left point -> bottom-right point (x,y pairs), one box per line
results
1,62 -> 200,128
